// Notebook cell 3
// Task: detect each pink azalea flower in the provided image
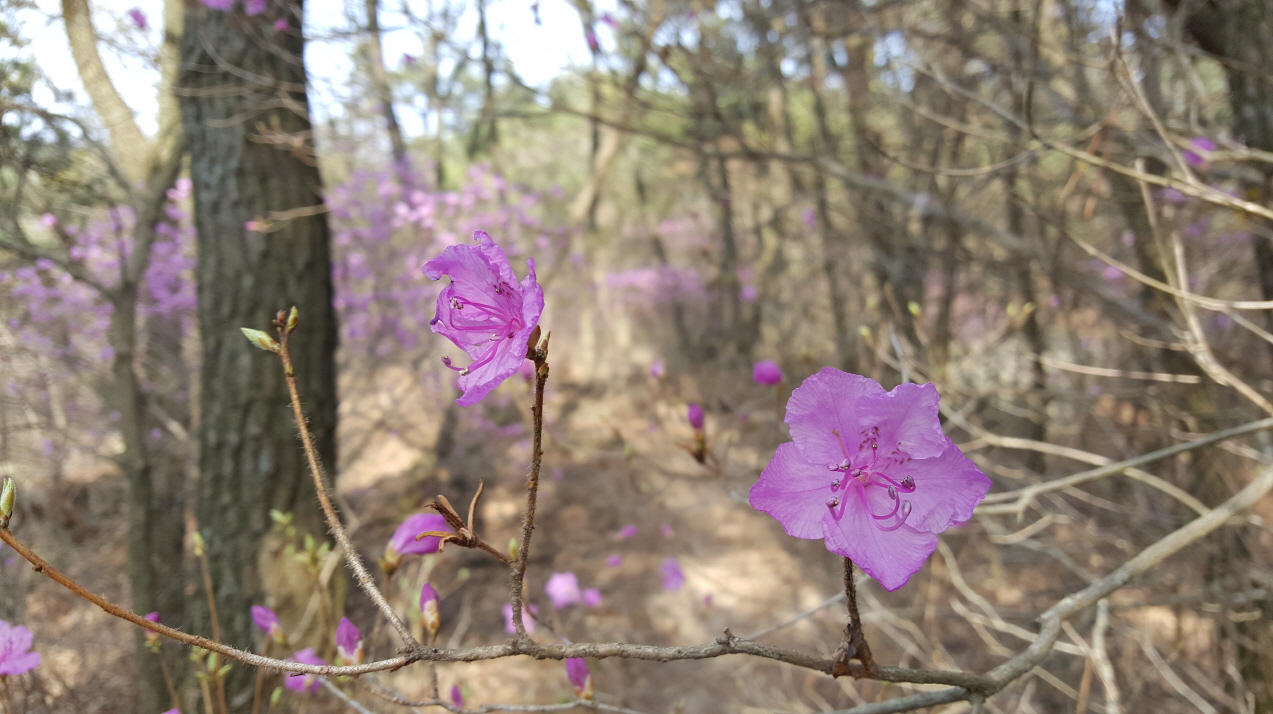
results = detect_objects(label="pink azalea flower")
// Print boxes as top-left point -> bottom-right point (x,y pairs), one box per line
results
582,588 -> 602,607
687,403 -> 705,431
565,658 -> 592,698
740,285 -> 758,302
661,557 -> 684,591
251,605 -> 286,645
649,360 -> 664,378
423,230 -> 544,406
605,554 -> 622,567
753,360 -> 783,386
284,648 -> 326,692
126,7 -> 147,30
383,513 -> 451,573
335,617 -> 363,665
545,572 -> 582,608
616,525 -> 637,539
502,602 -> 538,634
1183,136 -> 1216,167
749,368 -> 991,591
273,18 -> 288,31
450,684 -> 464,708
199,0 -> 235,10
802,208 -> 817,227
660,523 -> 674,538
243,0 -> 265,15
0,620 -> 40,675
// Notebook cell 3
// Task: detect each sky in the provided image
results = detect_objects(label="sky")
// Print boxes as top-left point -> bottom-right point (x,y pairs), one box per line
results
15,0 -> 617,139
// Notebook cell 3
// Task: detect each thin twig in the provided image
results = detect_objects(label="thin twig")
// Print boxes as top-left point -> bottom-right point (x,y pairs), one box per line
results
510,331 -> 550,636
274,311 -> 420,649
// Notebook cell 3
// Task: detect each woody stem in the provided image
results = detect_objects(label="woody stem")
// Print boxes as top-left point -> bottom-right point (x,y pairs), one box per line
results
509,346 -> 549,637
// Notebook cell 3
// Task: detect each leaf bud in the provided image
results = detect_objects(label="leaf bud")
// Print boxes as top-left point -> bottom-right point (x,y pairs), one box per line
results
0,477 -> 15,528
240,328 -> 281,353
286,306 -> 299,333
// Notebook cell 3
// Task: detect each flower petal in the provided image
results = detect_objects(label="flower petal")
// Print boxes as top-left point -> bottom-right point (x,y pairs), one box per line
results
898,443 -> 992,533
785,368 -> 885,465
0,651 -> 39,675
750,443 -> 837,540
856,383 -> 946,460
822,500 -> 938,592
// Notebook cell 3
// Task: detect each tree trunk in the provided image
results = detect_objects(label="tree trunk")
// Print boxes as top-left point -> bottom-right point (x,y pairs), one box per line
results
179,2 -> 338,708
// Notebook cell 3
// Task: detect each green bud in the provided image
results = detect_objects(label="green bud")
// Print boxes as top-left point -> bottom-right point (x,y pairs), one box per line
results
217,664 -> 233,678
286,307 -> 299,333
240,328 -> 281,353
191,531 -> 206,557
270,687 -> 283,707
206,651 -> 219,673
269,509 -> 292,526
907,301 -> 922,316
857,325 -> 872,338
1,477 -> 15,528
508,538 -> 520,561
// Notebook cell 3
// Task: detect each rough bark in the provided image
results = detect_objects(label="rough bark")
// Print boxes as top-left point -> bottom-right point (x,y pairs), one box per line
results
179,2 -> 338,708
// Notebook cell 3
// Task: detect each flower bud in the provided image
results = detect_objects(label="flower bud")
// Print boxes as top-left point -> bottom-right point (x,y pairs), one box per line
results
565,658 -> 592,699
449,684 -> 464,708
240,328 -> 281,353
270,687 -> 283,707
420,583 -> 441,637
285,306 -> 299,333
687,403 -> 705,431
191,531 -> 206,558
335,617 -> 364,666
508,538 -> 519,562
0,477 -> 15,528
144,611 -> 162,651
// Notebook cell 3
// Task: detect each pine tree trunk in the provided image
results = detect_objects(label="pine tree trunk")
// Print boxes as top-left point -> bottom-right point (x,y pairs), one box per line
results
179,2 -> 338,708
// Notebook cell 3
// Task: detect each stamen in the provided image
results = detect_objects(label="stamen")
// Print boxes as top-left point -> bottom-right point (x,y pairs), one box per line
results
826,497 -> 840,508
900,476 -> 915,490
887,485 -> 897,500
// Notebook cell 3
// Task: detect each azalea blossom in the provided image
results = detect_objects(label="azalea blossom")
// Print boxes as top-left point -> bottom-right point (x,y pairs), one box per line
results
126,7 -> 147,30
284,648 -> 327,692
749,368 -> 991,591
661,557 -> 685,591
565,658 -> 593,699
0,620 -> 40,675
752,360 -> 783,386
616,525 -> 637,539
335,617 -> 363,666
545,572 -> 582,609
605,554 -> 622,567
382,513 -> 450,575
251,605 -> 286,645
143,611 -> 161,647
450,684 -> 464,708
423,230 -> 544,406
582,588 -> 603,608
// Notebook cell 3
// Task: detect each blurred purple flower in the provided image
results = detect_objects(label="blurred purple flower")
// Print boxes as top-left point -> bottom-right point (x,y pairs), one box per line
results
39,213 -> 56,227
251,605 -> 286,645
127,7 -> 147,30
284,648 -> 326,692
687,404 -> 705,431
616,525 -> 637,539
661,557 -> 685,591
383,513 -> 450,574
402,53 -> 416,66
199,0 -> 235,10
566,658 -> 592,698
749,368 -> 991,591
703,593 -> 713,607
606,554 -> 622,567
582,588 -> 603,607
0,621 -> 40,675
502,602 -> 538,634
450,684 -> 464,708
244,0 -> 265,15
802,208 -> 817,227
1161,188 -> 1188,204
650,360 -> 664,378
660,523 -> 674,538
1183,136 -> 1216,167
585,30 -> 599,52
335,617 -> 363,665
740,285 -> 758,302
552,467 -> 564,481
424,230 -> 544,406
545,572 -> 582,608
274,18 -> 288,31
753,360 -> 783,386
599,12 -> 618,28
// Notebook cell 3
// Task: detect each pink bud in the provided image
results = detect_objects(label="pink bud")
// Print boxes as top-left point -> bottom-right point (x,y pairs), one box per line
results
687,403 -> 705,430
565,658 -> 592,699
752,360 -> 783,386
